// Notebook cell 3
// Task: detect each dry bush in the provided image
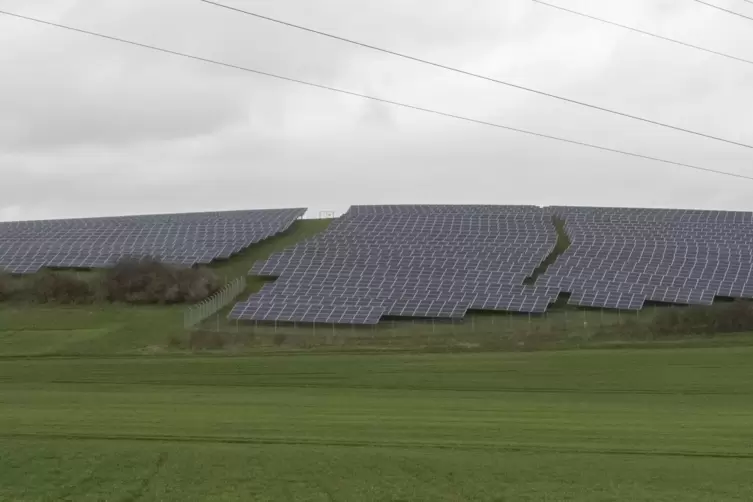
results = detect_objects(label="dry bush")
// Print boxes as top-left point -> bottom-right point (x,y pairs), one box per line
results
595,317 -> 653,341
29,271 -> 94,304
103,258 -> 221,305
167,334 -> 187,350
188,330 -> 229,350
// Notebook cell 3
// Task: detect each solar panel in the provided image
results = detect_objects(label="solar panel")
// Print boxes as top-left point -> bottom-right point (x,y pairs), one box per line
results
539,206 -> 753,308
568,290 -> 646,310
234,204 -> 753,322
229,205 -> 559,323
229,301 -> 384,325
0,208 -> 305,274
386,299 -> 470,319
471,294 -> 550,313
7,204 -> 735,323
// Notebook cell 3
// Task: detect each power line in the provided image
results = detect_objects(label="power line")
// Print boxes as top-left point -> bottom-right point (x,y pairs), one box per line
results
0,9 -> 751,183
694,0 -> 753,21
532,0 -> 753,67
200,0 -> 753,151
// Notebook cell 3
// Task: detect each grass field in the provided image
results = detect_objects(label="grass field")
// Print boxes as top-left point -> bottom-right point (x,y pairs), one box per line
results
3,217 -> 753,500
2,348 -> 753,501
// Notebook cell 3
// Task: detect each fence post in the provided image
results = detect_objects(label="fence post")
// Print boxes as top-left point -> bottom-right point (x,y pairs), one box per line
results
582,309 -> 587,337
528,313 -> 532,336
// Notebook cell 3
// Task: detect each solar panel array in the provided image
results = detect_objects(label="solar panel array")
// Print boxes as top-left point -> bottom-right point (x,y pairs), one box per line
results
0,208 -> 305,274
536,206 -> 753,310
7,203 -> 751,322
229,205 -> 558,324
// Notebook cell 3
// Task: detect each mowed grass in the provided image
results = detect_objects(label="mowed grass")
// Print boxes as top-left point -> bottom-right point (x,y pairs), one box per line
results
3,217 -> 753,500
2,349 -> 753,501
0,304 -> 182,356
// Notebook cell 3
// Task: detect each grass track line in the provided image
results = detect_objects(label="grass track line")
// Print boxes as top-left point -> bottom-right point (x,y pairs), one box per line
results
3,432 -> 753,460
9,379 -> 751,396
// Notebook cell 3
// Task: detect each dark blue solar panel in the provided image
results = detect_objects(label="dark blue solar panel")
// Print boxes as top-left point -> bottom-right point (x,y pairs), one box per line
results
0,208 -> 305,274
538,206 -> 753,308
230,205 -> 559,324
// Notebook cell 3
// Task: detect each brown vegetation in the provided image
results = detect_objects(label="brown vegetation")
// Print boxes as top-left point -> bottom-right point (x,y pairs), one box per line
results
0,259 -> 221,306
102,258 -> 221,305
0,272 -> 14,301
650,301 -> 753,337
29,272 -> 94,304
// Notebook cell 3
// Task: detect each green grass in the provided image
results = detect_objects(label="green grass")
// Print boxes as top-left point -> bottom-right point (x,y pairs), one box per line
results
196,306 -> 666,353
3,215 -> 753,499
0,328 -> 110,356
2,348 -> 753,500
0,304 -> 182,356
524,215 -> 571,284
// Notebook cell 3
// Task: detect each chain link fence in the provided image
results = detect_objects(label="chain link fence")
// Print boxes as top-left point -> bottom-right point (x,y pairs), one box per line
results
184,305 -> 674,351
183,276 -> 247,329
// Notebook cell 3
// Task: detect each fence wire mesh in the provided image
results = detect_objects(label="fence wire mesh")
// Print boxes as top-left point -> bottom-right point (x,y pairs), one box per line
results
185,305 -> 676,352
183,276 -> 247,329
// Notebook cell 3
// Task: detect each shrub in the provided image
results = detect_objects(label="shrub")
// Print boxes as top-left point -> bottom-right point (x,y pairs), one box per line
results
0,272 -> 13,301
188,330 -> 228,350
167,334 -> 186,349
650,301 -> 753,337
29,271 -> 94,304
103,258 -> 221,305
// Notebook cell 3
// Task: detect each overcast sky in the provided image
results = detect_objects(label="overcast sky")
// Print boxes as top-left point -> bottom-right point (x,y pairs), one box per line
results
1,0 -> 752,221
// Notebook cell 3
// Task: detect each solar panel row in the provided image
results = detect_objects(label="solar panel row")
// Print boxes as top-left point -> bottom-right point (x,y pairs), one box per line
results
232,205 -> 753,324
0,208 -> 305,274
229,205 -> 559,324
4,204 -> 752,324
550,206 -> 753,224
535,206 -> 753,310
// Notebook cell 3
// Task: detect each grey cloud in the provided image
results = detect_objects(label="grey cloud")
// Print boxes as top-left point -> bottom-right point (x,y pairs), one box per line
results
0,0 -> 359,149
0,0 -> 752,221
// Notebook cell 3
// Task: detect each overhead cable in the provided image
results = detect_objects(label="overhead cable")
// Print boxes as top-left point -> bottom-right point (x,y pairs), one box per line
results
1,9 -> 751,183
200,0 -> 753,151
532,0 -> 753,67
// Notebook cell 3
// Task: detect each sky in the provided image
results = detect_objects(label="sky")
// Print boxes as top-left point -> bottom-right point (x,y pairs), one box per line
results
1,0 -> 752,221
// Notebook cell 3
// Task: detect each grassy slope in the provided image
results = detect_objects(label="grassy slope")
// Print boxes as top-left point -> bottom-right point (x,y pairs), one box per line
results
1,215 -> 750,355
524,215 -> 571,285
209,218 -> 331,294
0,220 -> 330,356
2,348 -> 753,501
